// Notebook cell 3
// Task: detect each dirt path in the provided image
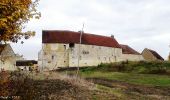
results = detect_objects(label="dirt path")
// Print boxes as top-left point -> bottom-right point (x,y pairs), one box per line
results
86,78 -> 170,100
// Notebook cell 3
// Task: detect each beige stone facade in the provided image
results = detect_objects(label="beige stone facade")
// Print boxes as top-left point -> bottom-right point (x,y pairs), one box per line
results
0,44 -> 23,71
38,30 -> 145,70
39,43 -> 122,70
120,54 -> 144,61
142,48 -> 164,61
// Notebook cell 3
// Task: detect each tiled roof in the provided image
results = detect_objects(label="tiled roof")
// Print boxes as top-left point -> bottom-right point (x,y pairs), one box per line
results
120,44 -> 140,55
42,30 -> 121,48
16,60 -> 38,66
148,49 -> 164,60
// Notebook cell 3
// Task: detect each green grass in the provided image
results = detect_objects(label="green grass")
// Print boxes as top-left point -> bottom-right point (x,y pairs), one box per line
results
80,61 -> 170,74
64,61 -> 170,87
79,71 -> 170,86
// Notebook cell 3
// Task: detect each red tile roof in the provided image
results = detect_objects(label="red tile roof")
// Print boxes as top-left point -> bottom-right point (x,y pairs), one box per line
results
147,49 -> 164,61
42,30 -> 121,48
120,44 -> 140,55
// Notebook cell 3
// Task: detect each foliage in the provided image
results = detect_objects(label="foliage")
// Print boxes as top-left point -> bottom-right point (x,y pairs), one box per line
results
80,61 -> 170,74
79,71 -> 170,87
0,71 -> 36,99
0,0 -> 40,43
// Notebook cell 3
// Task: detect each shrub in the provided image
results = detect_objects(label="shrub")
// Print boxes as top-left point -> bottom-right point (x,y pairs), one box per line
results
0,71 -> 37,99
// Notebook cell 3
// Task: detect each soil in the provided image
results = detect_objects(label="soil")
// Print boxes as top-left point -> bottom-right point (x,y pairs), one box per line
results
20,79 -> 117,100
86,78 -> 170,100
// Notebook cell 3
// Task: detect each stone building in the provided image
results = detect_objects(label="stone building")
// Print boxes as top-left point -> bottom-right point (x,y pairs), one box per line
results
142,48 -> 164,61
120,44 -> 144,61
39,30 -> 143,70
0,44 -> 23,71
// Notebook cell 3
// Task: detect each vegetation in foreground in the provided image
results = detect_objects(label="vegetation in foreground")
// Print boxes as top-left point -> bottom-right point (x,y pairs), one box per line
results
0,71 -> 117,100
1,61 -> 170,100
63,61 -> 170,99
64,61 -> 170,86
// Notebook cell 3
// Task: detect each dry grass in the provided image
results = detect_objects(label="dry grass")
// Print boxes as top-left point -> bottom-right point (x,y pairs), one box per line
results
32,71 -> 95,90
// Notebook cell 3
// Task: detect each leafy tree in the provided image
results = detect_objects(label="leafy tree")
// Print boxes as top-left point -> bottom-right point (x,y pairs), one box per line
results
0,0 -> 40,43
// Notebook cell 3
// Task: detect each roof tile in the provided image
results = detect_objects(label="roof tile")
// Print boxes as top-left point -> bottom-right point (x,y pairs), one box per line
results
42,30 -> 121,48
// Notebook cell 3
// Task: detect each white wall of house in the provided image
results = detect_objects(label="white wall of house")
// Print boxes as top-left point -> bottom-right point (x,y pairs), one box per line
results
120,54 -> 144,61
39,43 -> 122,70
0,44 -> 23,71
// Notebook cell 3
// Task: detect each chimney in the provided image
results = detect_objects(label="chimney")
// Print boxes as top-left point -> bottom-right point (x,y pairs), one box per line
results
111,35 -> 114,39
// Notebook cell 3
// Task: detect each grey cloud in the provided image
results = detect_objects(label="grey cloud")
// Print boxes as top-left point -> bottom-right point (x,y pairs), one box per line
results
11,0 -> 170,59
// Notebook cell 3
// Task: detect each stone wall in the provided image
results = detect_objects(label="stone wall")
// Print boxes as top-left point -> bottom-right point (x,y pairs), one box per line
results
120,54 -> 144,61
40,43 -> 122,70
0,44 -> 23,71
142,49 -> 157,61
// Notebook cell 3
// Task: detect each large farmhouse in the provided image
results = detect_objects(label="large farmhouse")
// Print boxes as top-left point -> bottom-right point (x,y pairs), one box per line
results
38,30 -> 143,70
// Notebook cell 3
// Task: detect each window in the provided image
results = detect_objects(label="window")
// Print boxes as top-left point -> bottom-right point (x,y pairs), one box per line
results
82,51 -> 89,54
64,45 -> 66,50
69,43 -> 75,48
52,55 -> 54,60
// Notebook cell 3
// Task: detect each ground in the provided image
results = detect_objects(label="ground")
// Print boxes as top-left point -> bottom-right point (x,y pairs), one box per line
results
1,61 -> 170,100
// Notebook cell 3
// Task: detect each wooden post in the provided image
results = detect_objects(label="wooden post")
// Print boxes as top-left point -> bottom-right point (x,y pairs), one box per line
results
76,23 -> 84,77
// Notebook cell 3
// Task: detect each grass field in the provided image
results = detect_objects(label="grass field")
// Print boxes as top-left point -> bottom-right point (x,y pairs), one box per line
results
62,61 -> 170,99
65,61 -> 170,87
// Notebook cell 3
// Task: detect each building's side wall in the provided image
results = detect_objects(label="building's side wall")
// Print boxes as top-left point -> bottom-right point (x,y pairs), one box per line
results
142,50 -> 157,61
0,45 -> 24,71
120,54 -> 144,61
0,58 -> 16,71
40,43 -> 122,70
40,43 -> 70,70
69,44 -> 122,67
0,45 -> 16,71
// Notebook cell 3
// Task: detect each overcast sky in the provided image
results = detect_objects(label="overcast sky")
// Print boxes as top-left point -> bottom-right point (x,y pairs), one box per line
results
11,0 -> 170,60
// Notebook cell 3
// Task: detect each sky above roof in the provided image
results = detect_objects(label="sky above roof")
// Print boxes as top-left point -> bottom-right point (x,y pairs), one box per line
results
11,0 -> 170,60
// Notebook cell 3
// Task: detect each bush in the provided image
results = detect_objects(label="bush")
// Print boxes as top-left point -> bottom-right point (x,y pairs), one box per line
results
0,71 -> 37,100
80,61 -> 170,75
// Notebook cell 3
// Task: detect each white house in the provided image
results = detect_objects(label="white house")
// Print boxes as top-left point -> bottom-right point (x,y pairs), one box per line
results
0,44 -> 23,71
38,30 -> 144,70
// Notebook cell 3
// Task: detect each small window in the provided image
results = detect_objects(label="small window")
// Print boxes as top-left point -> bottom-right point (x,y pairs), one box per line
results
64,45 -> 66,49
52,55 -> 54,60
82,51 -> 89,54
69,43 -> 75,48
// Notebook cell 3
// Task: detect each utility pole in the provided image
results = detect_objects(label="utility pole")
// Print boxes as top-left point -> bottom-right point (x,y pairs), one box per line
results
76,23 -> 84,77
168,45 -> 170,61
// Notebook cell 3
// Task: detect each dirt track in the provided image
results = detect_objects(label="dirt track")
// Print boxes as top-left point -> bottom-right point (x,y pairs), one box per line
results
87,78 -> 170,100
